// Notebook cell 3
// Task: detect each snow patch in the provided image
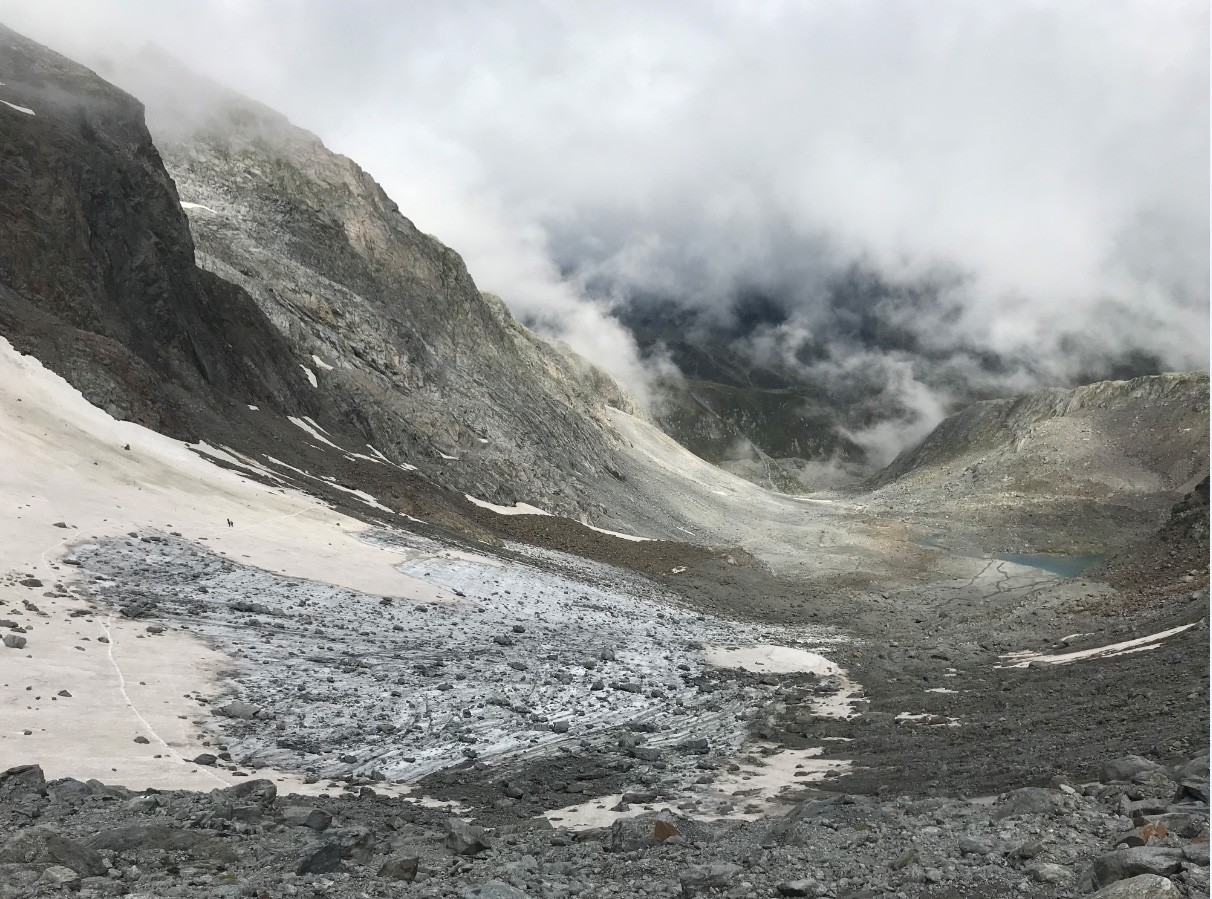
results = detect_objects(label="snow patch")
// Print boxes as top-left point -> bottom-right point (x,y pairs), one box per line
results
288,416 -> 342,451
896,712 -> 961,727
311,354 -> 334,371
299,365 -> 317,387
465,494 -> 551,516
368,444 -> 418,472
996,624 -> 1196,668
545,745 -> 851,829
2,99 -> 35,115
583,523 -> 652,542
179,201 -> 218,214
701,643 -> 860,718
265,455 -> 393,513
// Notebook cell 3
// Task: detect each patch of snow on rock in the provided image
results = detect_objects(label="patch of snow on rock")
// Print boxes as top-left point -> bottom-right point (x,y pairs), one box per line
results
466,494 -> 551,516
996,624 -> 1196,669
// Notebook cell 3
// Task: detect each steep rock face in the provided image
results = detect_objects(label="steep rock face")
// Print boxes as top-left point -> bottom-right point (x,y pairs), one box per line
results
0,26 -> 314,437
101,52 -> 639,515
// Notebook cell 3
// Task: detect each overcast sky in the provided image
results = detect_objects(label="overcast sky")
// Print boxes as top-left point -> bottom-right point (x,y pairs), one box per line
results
3,1 -> 1208,421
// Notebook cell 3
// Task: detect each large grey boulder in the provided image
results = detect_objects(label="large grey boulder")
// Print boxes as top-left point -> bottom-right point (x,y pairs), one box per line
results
0,764 -> 47,818
1103,756 -> 1161,782
281,805 -> 332,831
445,818 -> 492,855
296,842 -> 343,875
681,862 -> 742,896
991,787 -> 1065,819
1089,874 -> 1177,898
609,812 -> 688,852
1083,848 -> 1184,891
0,826 -> 107,876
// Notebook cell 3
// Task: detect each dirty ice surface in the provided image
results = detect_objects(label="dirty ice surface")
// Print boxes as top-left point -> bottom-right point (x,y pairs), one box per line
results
70,526 -> 855,794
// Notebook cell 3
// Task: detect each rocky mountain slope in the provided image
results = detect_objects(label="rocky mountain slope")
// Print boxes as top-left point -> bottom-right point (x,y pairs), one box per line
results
0,25 -> 316,438
93,48 -> 643,519
0,26 -> 649,535
865,372 -> 1210,554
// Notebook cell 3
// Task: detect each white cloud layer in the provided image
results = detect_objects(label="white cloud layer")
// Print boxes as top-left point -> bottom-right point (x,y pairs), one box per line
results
3,0 -> 1207,410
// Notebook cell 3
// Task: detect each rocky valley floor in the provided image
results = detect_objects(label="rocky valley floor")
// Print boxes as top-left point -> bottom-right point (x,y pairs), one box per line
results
0,342 -> 1208,899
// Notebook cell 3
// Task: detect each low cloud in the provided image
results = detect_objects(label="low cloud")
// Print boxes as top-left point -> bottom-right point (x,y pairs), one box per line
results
3,1 -> 1206,452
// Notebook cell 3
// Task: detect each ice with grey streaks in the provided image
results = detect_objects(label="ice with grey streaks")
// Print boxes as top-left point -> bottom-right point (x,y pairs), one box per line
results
69,528 -> 854,786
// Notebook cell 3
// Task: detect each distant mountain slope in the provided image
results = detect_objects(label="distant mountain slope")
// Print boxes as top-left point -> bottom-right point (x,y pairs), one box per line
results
865,372 -> 1210,553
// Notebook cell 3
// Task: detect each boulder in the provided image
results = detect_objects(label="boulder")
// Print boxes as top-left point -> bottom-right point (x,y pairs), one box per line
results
296,842 -> 343,874
445,818 -> 492,855
1084,848 -> 1184,891
609,813 -> 688,852
0,826 -> 107,876
681,862 -> 742,896
281,805 -> 332,831
1103,757 -> 1161,782
377,855 -> 419,881
1089,874 -> 1177,898
992,787 -> 1064,819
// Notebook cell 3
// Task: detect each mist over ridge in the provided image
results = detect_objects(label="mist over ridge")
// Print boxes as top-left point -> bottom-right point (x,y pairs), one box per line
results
4,0 -> 1206,465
